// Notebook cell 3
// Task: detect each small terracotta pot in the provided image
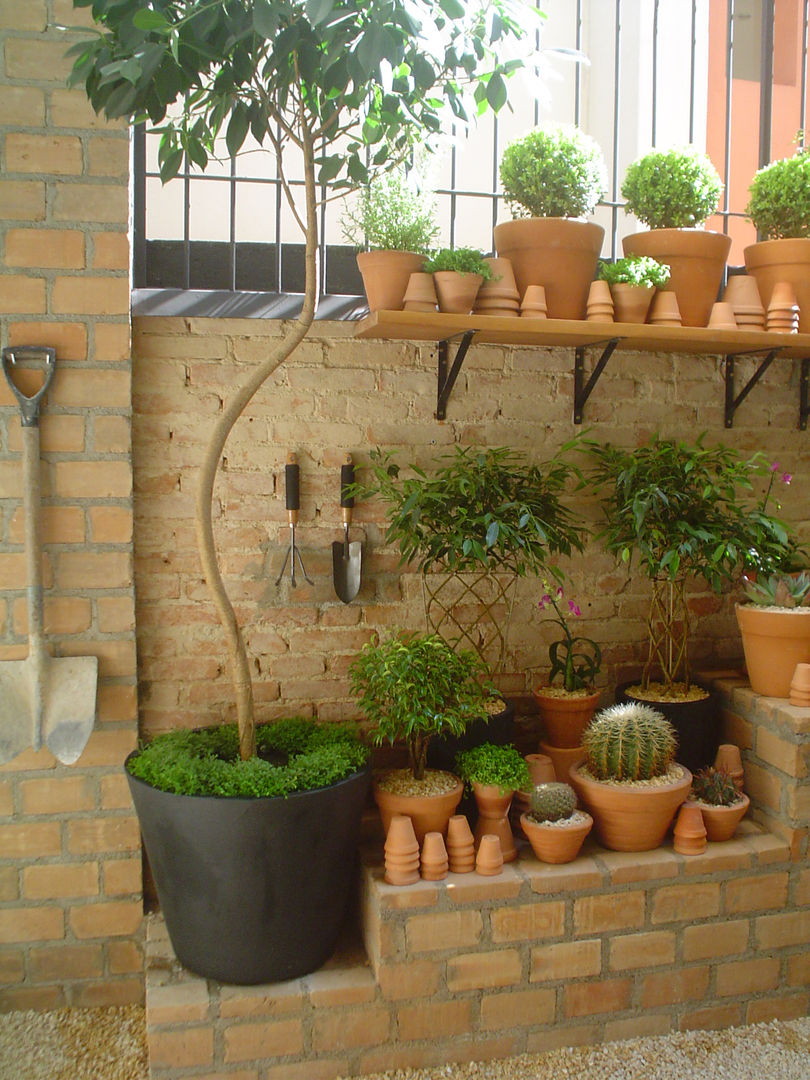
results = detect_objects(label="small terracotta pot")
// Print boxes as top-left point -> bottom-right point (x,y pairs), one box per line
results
373,772 -> 464,844
446,814 -> 476,873
472,782 -> 516,863
693,793 -> 750,842
475,834 -> 503,876
790,663 -> 810,705
478,257 -> 519,299
402,272 -> 438,312
714,744 -> 744,792
420,831 -> 449,880
520,284 -> 548,319
610,282 -> 655,323
586,280 -> 614,322
673,802 -> 707,855
520,811 -> 592,864
533,687 -> 601,748
648,290 -> 682,326
707,301 -> 738,330
538,741 -> 585,785
723,274 -> 764,323
433,271 -> 483,314
357,250 -> 426,312
735,603 -> 810,698
384,814 -> 420,885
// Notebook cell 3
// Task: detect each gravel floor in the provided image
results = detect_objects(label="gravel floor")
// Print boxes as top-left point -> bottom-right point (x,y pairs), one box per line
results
0,1007 -> 807,1080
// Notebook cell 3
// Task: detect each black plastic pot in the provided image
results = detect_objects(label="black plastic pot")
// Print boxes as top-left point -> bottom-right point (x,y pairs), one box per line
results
426,699 -> 515,773
126,754 -> 371,985
615,681 -> 719,775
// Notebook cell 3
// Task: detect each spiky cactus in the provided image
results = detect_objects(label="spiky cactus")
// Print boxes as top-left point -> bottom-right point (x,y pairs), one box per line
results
582,702 -> 677,781
691,766 -> 739,806
530,782 -> 577,822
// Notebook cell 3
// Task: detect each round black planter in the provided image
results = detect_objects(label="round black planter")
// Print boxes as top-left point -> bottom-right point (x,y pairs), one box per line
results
615,681 -> 719,775
126,755 -> 371,985
426,699 -> 516,774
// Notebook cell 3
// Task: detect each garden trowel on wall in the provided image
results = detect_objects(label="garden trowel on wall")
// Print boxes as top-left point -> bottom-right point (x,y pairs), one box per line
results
0,347 -> 98,765
332,454 -> 362,603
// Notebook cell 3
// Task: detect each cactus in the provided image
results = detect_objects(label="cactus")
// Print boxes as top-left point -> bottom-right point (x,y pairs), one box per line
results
582,702 -> 677,781
691,766 -> 739,806
530,782 -> 577,822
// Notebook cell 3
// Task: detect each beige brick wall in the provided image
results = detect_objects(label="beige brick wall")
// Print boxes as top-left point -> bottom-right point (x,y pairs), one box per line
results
0,0 -> 141,1008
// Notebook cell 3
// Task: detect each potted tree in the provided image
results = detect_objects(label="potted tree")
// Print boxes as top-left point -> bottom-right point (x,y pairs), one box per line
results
341,169 -> 437,313
621,146 -> 729,327
349,631 -> 493,842
520,781 -> 593,864
586,433 -> 791,772
423,247 -> 495,314
736,570 -> 810,698
494,124 -> 608,318
744,147 -> 810,332
687,766 -> 750,842
455,742 -> 530,861
596,254 -> 671,323
569,702 -> 691,852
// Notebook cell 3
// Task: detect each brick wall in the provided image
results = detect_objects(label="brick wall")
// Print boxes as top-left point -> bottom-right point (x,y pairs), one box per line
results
0,0 -> 141,1008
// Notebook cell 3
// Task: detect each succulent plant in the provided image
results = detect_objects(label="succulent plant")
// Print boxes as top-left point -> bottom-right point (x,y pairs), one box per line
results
691,766 -> 739,807
530,782 -> 577,822
742,571 -> 810,608
582,702 -> 677,781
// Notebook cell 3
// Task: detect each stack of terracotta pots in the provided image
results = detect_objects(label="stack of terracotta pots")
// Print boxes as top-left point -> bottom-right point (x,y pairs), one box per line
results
472,257 -> 520,318
532,687 -> 601,783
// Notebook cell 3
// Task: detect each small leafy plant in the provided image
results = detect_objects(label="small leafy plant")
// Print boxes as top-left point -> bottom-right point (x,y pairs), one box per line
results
529,782 -> 577,822
539,584 -> 601,692
691,766 -> 741,806
349,632 -> 491,781
499,124 -> 607,219
621,146 -> 723,229
423,247 -> 494,279
746,149 -> 810,240
743,571 -> 810,608
582,703 -> 677,782
455,742 -> 530,794
341,170 -> 439,253
598,255 -> 670,288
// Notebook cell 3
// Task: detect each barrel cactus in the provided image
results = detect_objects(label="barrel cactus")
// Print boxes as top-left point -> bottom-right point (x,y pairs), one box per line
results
582,702 -> 677,781
691,766 -> 739,806
530,782 -> 577,822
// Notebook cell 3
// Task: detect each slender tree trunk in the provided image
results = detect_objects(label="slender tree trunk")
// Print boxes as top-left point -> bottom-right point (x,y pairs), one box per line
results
195,115 -> 320,761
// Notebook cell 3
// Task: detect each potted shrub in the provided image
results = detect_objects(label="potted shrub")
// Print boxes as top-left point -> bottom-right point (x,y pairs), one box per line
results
586,433 -> 791,772
533,583 -> 602,751
569,702 -> 692,852
688,766 -> 750,842
423,247 -> 494,314
494,124 -> 608,318
455,742 -> 530,861
125,718 -> 370,984
520,781 -> 593,864
597,254 -> 671,323
744,148 -> 810,332
349,631 -> 493,842
736,570 -> 810,698
341,169 -> 438,312
621,146 -> 729,327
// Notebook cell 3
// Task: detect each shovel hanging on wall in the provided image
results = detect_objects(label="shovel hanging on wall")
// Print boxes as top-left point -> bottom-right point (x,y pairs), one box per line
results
332,453 -> 362,603
0,347 -> 98,765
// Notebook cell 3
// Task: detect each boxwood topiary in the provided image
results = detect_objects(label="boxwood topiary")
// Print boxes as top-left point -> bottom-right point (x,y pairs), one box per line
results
621,146 -> 723,229
126,718 -> 369,798
746,150 -> 810,239
455,742 -> 531,793
499,125 -> 607,219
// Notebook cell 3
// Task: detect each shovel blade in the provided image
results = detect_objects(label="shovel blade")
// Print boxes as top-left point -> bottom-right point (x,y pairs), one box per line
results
0,659 -> 35,764
43,655 -> 98,765
332,540 -> 362,604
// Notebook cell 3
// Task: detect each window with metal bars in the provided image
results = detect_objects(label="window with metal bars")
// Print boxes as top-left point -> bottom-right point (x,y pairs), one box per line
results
132,0 -> 808,317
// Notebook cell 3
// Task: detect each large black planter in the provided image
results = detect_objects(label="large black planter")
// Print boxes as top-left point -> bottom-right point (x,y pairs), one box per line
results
615,681 -> 719,775
126,754 -> 371,985
426,699 -> 516,773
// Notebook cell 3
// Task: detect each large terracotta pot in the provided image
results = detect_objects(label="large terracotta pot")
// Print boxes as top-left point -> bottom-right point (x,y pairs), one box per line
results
532,687 -> 601,748
520,811 -> 593,864
373,771 -> 463,844
569,761 -> 692,852
356,250 -> 426,312
688,793 -> 750,843
622,229 -> 731,327
744,237 -> 810,333
493,218 -> 605,320
735,603 -> 810,698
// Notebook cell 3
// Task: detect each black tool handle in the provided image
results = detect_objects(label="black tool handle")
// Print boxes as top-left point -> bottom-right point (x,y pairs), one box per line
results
285,452 -> 300,513
1,346 -> 56,427
340,453 -> 355,509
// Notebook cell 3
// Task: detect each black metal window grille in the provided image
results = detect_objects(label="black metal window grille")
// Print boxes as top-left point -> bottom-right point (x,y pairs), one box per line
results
132,0 -> 808,313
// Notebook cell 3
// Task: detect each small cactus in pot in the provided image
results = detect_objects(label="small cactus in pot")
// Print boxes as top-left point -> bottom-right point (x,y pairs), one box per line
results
521,781 -> 592,864
691,766 -> 740,807
688,765 -> 750,842
529,782 -> 577,823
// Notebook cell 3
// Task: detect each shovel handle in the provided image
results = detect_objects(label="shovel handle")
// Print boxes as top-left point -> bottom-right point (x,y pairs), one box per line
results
285,452 -> 300,523
340,453 -> 355,523
2,346 -> 56,428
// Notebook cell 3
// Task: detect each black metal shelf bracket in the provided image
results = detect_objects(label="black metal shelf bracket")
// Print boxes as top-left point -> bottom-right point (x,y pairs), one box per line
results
436,329 -> 476,420
801,358 -> 810,431
573,338 -> 620,424
724,348 -> 783,428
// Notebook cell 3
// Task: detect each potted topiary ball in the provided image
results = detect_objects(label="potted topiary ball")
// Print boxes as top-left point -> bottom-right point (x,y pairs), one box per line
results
494,124 -> 608,319
744,148 -> 810,331
423,247 -> 495,314
569,702 -> 692,852
597,255 -> 670,323
621,146 -> 729,327
520,781 -> 593,864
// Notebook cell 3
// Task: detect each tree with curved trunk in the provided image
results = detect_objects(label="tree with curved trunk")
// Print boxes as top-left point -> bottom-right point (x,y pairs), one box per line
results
68,0 -> 540,759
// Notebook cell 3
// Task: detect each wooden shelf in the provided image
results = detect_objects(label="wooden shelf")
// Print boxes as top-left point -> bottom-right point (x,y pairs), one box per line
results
354,310 -> 810,427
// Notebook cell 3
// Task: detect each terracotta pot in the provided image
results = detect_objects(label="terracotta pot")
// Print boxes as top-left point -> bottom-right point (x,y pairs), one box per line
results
373,772 -> 464,844
622,229 -> 731,327
493,218 -> 605,320
744,237 -> 810,332
446,814 -> 476,873
714,744 -> 744,792
532,687 -> 601,748
520,811 -> 592,864
690,793 -> 750,842
766,281 -> 800,333
478,257 -> 519,300
735,603 -> 810,698
723,273 -> 764,311
707,301 -> 738,330
356,250 -> 426,312
472,782 -> 516,862
384,814 -> 420,885
610,282 -> 655,323
538,740 -> 585,785
420,831 -> 449,880
586,279 -> 614,322
569,762 -> 692,852
791,663 -> 810,704
475,834 -> 503,875
672,802 -> 707,855
433,271 -> 483,314
648,290 -> 682,326
402,272 -> 438,313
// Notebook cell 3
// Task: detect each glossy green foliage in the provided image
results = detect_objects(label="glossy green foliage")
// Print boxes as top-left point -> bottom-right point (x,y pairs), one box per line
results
455,742 -> 530,793
499,124 -> 607,219
582,703 -> 676,782
529,781 -> 577,821
621,146 -> 723,229
746,149 -> 810,239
